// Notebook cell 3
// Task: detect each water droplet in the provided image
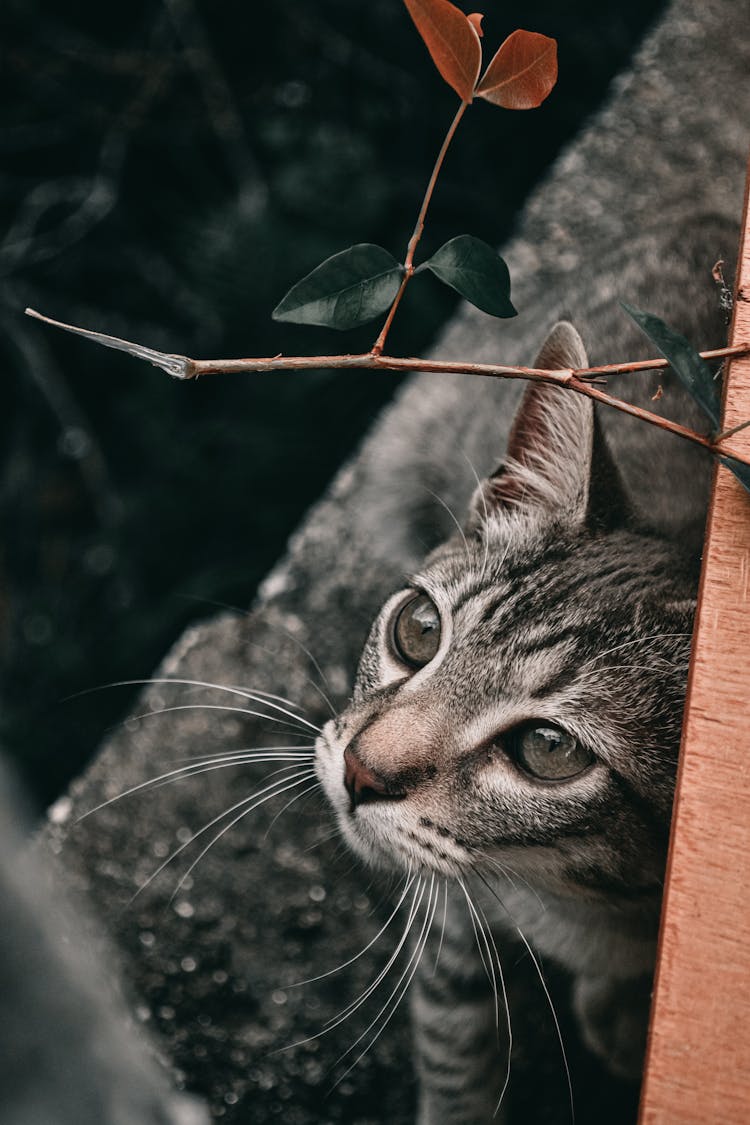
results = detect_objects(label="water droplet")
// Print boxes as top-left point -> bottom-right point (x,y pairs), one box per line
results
48,796 -> 72,825
83,543 -> 116,576
58,426 -> 91,460
275,80 -> 310,110
23,613 -> 53,646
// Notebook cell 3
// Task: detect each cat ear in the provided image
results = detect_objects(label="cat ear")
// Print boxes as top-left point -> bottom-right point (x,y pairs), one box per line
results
586,411 -> 634,533
468,322 -> 631,533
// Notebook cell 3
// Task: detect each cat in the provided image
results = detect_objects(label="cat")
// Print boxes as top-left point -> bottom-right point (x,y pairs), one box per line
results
315,320 -> 699,1122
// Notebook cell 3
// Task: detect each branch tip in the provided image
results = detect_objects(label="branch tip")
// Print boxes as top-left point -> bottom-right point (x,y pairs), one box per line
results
24,307 -> 192,380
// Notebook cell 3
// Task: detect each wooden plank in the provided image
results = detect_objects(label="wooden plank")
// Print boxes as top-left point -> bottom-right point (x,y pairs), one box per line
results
638,155 -> 750,1123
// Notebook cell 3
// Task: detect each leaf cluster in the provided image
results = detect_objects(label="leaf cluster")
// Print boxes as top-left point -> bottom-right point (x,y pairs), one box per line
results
273,2 -> 557,333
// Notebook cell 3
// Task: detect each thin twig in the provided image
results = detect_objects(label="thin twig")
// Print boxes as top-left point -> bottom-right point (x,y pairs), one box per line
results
372,100 -> 468,355
23,307 -> 750,468
575,345 -> 748,381
714,416 -> 750,442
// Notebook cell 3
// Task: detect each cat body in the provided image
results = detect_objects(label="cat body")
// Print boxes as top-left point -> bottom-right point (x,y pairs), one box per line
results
41,1 -> 749,1122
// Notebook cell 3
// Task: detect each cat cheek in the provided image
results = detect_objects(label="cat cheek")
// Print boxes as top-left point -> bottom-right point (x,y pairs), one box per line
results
314,727 -> 350,817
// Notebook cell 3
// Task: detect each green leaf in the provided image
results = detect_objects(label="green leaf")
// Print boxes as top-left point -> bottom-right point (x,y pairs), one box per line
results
620,302 -> 721,428
273,244 -> 404,330
720,457 -> 750,496
420,235 -> 516,318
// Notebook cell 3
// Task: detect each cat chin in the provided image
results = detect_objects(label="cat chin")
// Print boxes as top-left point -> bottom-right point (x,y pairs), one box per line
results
350,825 -> 468,880
325,793 -> 463,878
336,821 -> 406,876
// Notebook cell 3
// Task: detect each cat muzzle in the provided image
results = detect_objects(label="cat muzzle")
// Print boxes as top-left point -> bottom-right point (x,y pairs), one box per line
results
343,745 -> 406,812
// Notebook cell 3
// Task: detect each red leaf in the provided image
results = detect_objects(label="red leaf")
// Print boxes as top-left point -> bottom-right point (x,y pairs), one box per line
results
403,0 -> 483,102
468,13 -> 484,38
476,29 -> 557,110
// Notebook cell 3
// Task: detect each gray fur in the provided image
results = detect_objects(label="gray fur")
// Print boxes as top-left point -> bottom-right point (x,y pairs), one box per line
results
37,1 -> 749,1122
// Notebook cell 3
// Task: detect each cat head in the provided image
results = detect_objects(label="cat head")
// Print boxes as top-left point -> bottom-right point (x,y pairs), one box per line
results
316,323 -> 696,909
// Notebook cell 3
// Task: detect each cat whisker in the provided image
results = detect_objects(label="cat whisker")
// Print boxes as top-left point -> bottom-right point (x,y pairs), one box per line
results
289,870 -> 418,988
475,896 -> 513,1115
254,614 -> 334,695
515,924 -> 575,1125
130,755 -> 315,801
474,870 -> 574,1124
262,779 -> 322,838
177,595 -> 334,706
578,632 -> 693,672
244,637 -> 337,717
294,674 -> 336,720
478,853 -> 520,894
73,676 -> 315,718
424,488 -> 471,568
166,769 -> 319,905
462,451 -> 490,581
330,874 -> 439,1090
164,678 -> 314,718
459,879 -> 502,1035
177,592 -> 251,620
458,878 -> 496,1004
592,661 -> 682,675
322,877 -> 427,1030
128,765 -> 315,904
76,748 -> 315,821
328,838 -> 357,868
277,876 -> 426,1053
172,744 -> 314,763
478,852 -> 547,912
431,879 -> 449,977
459,878 -> 513,1117
125,702 -> 317,740
371,866 -> 420,915
80,676 -> 323,735
302,825 -> 342,853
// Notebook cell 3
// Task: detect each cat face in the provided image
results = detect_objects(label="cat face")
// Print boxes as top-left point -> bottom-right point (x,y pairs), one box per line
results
316,324 -> 695,908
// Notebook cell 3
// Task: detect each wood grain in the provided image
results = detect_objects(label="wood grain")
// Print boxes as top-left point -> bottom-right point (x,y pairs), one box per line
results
638,155 -> 750,1123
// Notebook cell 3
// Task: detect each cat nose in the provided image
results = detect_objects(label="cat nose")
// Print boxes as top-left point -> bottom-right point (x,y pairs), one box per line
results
343,745 -> 405,811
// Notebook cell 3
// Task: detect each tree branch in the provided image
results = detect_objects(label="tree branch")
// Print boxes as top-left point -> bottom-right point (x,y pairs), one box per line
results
24,306 -> 750,468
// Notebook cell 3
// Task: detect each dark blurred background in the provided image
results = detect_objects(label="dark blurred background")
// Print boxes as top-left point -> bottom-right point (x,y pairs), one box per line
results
1,0 -> 664,808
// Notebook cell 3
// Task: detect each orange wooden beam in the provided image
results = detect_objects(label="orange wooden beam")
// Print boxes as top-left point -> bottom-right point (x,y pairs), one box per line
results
638,154 -> 750,1124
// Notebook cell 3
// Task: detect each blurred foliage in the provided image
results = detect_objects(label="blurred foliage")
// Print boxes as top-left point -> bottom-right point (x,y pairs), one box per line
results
0,0 -> 664,806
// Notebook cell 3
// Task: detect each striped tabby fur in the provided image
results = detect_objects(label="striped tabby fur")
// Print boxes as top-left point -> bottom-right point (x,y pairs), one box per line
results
316,323 -> 697,1123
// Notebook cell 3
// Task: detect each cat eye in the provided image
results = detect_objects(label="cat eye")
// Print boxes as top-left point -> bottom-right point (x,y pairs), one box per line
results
511,724 -> 594,782
392,593 -> 441,668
